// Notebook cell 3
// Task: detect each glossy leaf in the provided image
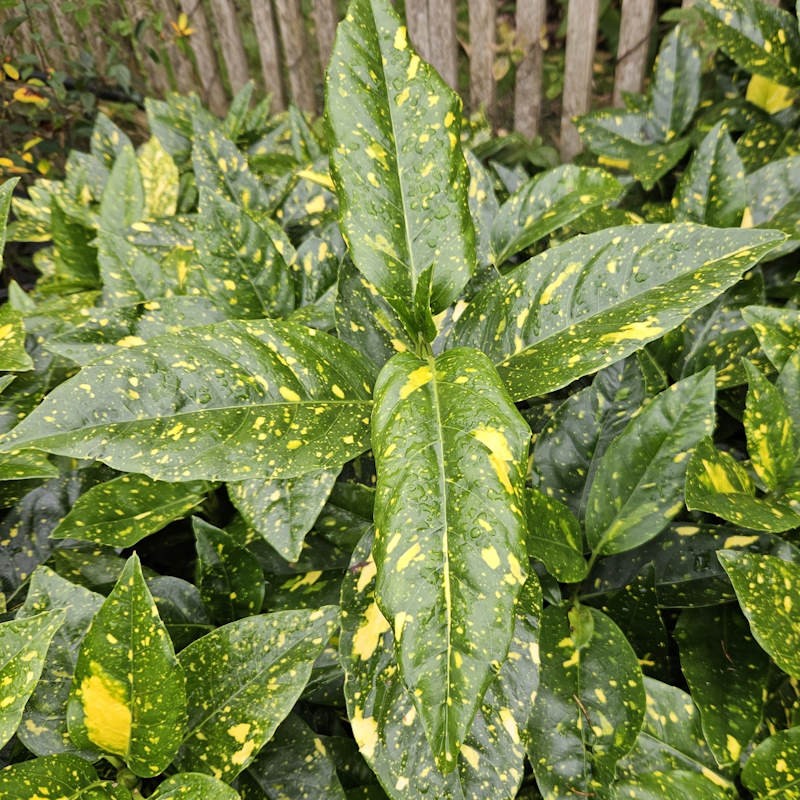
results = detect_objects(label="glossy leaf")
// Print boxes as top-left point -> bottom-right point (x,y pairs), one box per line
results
685,437 -> 800,531
525,489 -> 587,583
718,550 -> 800,680
676,606 -> 770,768
490,165 -> 621,266
0,447 -> 58,485
0,303 -> 33,371
611,770 -> 735,800
0,753 -> 132,800
16,566 -> 103,757
695,0 -> 800,86
67,554 -> 186,776
242,713 -> 347,800
371,347 -> 530,770
98,144 -> 145,232
0,319 -> 375,482
650,26 -> 701,140
340,533 -> 540,799
742,156 -> 800,237
586,369 -> 716,556
743,360 -> 797,491
0,177 -> 19,252
0,608 -> 65,749
450,224 -> 784,400
228,469 -> 338,562
137,136 -> 179,218
174,606 -> 337,780
527,604 -> 645,798
465,149 -> 500,269
743,305 -> 800,371
673,121 -> 745,228
91,112 -> 133,167
149,773 -> 241,800
193,518 -> 265,623
147,576 -> 213,651
742,726 -> 800,799
51,473 -> 210,547
327,0 -> 475,329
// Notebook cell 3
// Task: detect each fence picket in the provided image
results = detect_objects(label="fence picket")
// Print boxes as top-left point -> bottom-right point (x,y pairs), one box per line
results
614,0 -> 655,105
312,0 -> 339,76
178,0 -> 228,115
274,0 -> 316,112
406,0 -> 432,64
429,0 -> 458,89
210,0 -> 250,94
514,0 -> 547,138
560,0 -> 599,160
468,0 -> 496,121
153,0 -> 199,96
122,0 -> 171,97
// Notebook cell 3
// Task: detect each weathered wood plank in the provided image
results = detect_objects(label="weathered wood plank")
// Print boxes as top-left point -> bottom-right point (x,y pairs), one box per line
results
406,0 -> 431,64
560,0 -> 600,160
178,0 -> 228,114
614,0 -> 655,106
121,0 -> 171,97
311,0 -> 339,75
514,0 -> 547,138
252,0 -> 287,111
209,0 -> 250,94
274,0 -> 316,112
428,0 -> 458,89
468,0 -> 496,121
152,0 -> 198,95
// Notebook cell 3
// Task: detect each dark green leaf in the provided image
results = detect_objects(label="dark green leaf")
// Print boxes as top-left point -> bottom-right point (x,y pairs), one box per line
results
51,473 -> 210,547
194,518 -> 265,623
174,606 -> 337,780
490,165 -> 621,266
676,606 -> 770,767
0,448 -> 58,484
586,369 -> 716,556
696,0 -> 800,86
650,26 -> 701,139
91,112 -> 134,168
685,437 -> 800,531
612,770 -> 735,800
0,609 -> 65,749
147,576 -> 213,651
149,772 -> 241,799
451,224 -> 784,399
743,305 -> 800,371
340,533 -> 540,799
674,121 -> 746,227
50,199 -> 99,291
67,554 -> 186,776
98,144 -> 145,232
16,566 -> 103,757
0,319 -> 375,482
228,469 -> 338,562
0,177 -> 19,254
527,604 -> 645,797
718,550 -> 800,679
743,156 -> 800,237
0,303 -> 33,372
371,348 -> 529,770
742,726 -> 800,799
464,150 -> 500,269
327,0 -> 475,330
525,489 -> 587,583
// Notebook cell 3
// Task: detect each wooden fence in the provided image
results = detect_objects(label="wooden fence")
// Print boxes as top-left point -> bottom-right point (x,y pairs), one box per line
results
1,0 -> 782,161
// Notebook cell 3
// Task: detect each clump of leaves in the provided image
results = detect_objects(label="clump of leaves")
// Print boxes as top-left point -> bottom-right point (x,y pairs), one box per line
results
0,0 -> 798,798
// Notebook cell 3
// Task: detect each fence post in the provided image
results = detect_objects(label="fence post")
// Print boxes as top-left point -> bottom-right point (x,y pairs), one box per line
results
152,0 -> 199,96
614,0 -> 655,105
209,0 -> 250,95
468,0 -> 496,122
428,0 -> 458,89
514,0 -> 547,138
560,0 -> 599,160
49,5 -> 82,67
177,0 -> 228,115
252,0 -> 287,112
274,0 -> 316,112
406,0 -> 432,64
312,0 -> 339,75
121,0 -> 171,97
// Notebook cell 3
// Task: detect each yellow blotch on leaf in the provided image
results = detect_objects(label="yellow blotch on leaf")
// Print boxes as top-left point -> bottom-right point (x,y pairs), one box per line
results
396,542 -> 422,571
598,155 -> 630,171
726,734 -> 742,763
394,25 -> 408,51
746,74 -> 794,114
352,601 -> 391,661
399,365 -> 432,399
230,739 -> 256,766
227,722 -> 251,743
472,425 -> 515,494
80,667 -> 131,755
460,743 -> 481,769
351,709 -> 379,759
600,317 -> 664,345
701,460 -> 739,494
481,546 -> 501,570
279,386 -> 301,402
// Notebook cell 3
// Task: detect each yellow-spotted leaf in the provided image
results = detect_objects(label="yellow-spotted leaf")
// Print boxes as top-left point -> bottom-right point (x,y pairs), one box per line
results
228,469 -> 338,561
0,302 -> 33,372
137,136 -> 179,218
743,360 -> 798,491
743,305 -> 800,371
149,772 -> 241,799
91,112 -> 134,168
173,606 -> 337,780
686,437 -> 800,531
450,224 -> 784,400
527,604 -> 645,798
525,489 -> 587,583
67,554 -> 187,776
696,0 -> 800,87
0,608 -> 65,749
0,753 -> 132,800
51,473 -> 210,547
586,369 -> 716,556
371,347 -> 530,771
0,319 -> 375,482
676,606 -> 770,769
16,566 -> 103,757
718,550 -> 800,680
490,165 -> 622,266
327,0 -> 475,335
98,144 -> 145,232
340,532 -> 541,799
674,121 -> 746,228
611,770 -> 734,800
743,156 -> 800,237
742,726 -> 800,799
0,177 -> 19,250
